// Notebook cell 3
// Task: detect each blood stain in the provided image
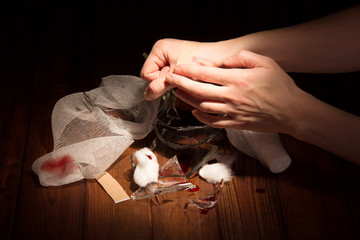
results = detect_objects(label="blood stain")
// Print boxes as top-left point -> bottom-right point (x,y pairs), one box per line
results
187,184 -> 200,192
255,188 -> 266,194
41,155 -> 77,177
200,209 -> 210,215
186,179 -> 200,192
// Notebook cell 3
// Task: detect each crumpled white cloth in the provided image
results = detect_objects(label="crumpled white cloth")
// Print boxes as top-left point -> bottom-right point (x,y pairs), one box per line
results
32,75 -> 160,186
226,129 -> 291,173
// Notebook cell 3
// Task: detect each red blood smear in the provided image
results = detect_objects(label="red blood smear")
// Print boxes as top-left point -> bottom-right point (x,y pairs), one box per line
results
204,195 -> 217,201
200,209 -> 210,215
187,179 -> 200,192
40,155 -> 77,177
187,184 -> 200,192
255,188 -> 266,194
200,205 -> 217,215
146,154 -> 152,160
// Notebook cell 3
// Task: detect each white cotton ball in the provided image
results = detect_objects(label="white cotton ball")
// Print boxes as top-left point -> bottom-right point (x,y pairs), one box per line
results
199,162 -> 233,184
133,148 -> 159,187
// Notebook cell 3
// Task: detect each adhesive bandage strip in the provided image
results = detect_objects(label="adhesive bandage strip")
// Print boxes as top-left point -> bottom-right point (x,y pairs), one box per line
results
176,41 -> 198,65
96,172 -> 130,203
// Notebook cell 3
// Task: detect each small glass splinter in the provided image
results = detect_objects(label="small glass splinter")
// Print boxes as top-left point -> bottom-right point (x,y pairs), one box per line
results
188,179 -> 224,210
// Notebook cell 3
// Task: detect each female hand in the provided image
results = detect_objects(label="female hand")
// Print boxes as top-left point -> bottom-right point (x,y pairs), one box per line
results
165,50 -> 307,134
140,38 -> 240,100
140,39 -> 183,100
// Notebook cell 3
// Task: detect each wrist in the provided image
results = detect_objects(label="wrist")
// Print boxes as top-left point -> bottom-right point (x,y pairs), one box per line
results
281,88 -> 317,140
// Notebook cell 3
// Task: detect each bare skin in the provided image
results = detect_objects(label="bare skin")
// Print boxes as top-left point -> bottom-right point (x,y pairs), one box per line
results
140,5 -> 360,164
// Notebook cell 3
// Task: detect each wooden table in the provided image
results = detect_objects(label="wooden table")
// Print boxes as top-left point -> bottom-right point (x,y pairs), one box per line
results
1,1 -> 360,239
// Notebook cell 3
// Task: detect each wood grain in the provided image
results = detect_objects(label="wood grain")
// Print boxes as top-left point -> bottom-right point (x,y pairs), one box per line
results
1,1 -> 360,240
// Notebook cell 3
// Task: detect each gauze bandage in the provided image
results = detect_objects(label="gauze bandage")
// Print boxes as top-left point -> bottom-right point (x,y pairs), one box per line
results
32,75 -> 160,187
226,129 -> 291,173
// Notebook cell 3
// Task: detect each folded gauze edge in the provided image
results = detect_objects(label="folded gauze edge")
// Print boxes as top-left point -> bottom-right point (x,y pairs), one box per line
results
32,75 -> 160,187
226,128 -> 291,173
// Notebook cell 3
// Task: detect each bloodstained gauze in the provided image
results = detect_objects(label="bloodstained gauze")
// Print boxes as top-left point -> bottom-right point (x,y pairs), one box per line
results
40,155 -> 77,177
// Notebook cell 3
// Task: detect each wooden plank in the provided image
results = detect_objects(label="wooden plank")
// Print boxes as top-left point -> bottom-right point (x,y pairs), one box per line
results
11,57 -> 87,239
0,23 -> 35,239
11,7 -> 88,238
82,146 -> 152,240
0,104 -> 29,240
278,135 -> 357,239
333,156 -> 360,239
218,154 -> 288,239
215,131 -> 287,239
149,149 -> 221,240
12,97 -> 86,239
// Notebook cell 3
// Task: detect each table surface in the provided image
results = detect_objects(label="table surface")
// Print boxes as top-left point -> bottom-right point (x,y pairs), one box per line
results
1,2 -> 360,240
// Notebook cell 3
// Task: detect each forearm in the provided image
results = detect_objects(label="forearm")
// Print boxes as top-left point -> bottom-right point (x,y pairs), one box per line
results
222,5 -> 360,73
287,90 -> 360,164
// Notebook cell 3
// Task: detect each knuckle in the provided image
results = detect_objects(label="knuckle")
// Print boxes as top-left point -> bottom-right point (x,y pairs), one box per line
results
192,85 -> 207,97
198,67 -> 212,81
222,92 -> 239,103
238,49 -> 249,58
261,55 -> 276,66
154,39 -> 168,48
198,102 -> 211,113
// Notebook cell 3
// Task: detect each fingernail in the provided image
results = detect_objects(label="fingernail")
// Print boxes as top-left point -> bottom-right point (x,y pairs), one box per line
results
144,87 -> 150,100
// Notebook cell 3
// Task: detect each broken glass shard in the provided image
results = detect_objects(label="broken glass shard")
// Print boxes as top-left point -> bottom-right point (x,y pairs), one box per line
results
131,155 -> 197,199
188,179 -> 224,210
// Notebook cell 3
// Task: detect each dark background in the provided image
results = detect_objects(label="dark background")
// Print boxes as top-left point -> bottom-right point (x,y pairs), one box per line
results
1,0 -> 360,116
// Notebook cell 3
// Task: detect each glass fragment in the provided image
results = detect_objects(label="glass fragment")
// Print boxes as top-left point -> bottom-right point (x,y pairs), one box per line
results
131,156 -> 197,199
188,179 -> 224,210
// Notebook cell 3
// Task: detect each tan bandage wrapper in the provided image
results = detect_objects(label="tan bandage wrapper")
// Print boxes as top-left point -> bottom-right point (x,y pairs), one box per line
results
96,172 -> 130,203
176,41 -> 198,65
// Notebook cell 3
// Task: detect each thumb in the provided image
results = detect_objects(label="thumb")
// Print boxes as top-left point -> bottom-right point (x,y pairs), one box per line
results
144,76 -> 173,101
223,50 -> 266,69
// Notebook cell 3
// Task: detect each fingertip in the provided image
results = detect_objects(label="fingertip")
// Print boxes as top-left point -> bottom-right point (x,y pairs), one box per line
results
159,66 -> 170,78
191,109 -> 200,117
144,86 -> 161,101
143,86 -> 152,101
143,79 -> 173,101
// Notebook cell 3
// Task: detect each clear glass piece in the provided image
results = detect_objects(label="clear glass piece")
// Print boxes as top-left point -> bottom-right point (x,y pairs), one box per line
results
131,155 -> 197,199
188,179 -> 224,210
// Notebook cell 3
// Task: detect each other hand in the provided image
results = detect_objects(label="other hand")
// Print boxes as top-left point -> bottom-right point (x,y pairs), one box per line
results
165,50 -> 306,134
